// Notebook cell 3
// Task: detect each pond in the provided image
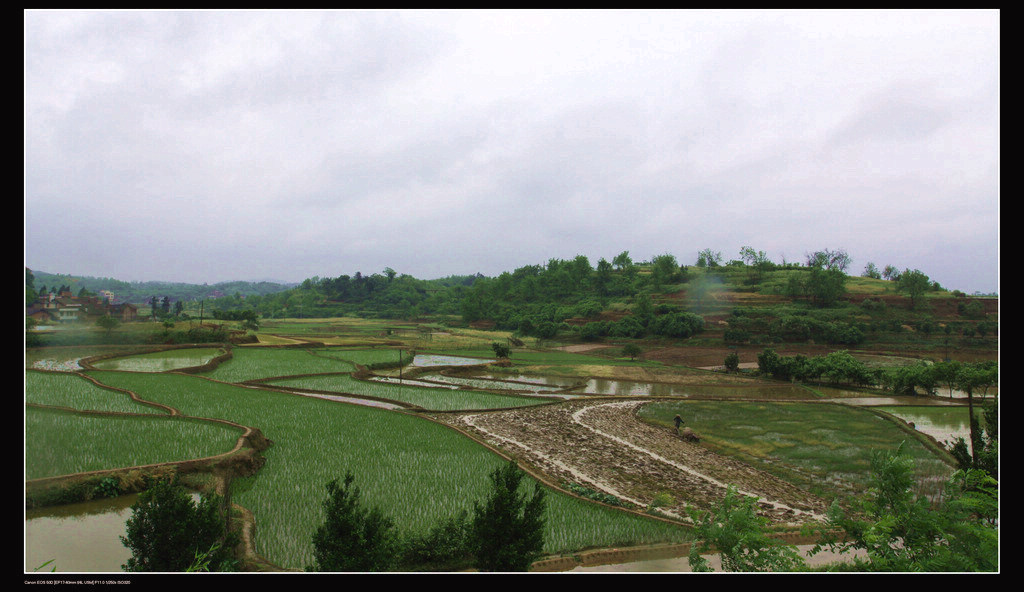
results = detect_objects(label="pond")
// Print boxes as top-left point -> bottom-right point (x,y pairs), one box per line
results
25,491 -> 207,573
89,348 -> 223,372
411,354 -> 494,367
876,405 -> 973,444
25,494 -> 138,572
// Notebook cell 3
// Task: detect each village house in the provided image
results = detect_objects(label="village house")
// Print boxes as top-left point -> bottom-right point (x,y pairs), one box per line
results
27,291 -> 138,323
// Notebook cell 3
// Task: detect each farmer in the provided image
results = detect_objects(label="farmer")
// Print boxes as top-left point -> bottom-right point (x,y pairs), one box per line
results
673,414 -> 684,435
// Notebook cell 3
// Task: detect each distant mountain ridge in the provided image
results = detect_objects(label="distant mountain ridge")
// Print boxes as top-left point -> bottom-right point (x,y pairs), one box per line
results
27,269 -> 297,305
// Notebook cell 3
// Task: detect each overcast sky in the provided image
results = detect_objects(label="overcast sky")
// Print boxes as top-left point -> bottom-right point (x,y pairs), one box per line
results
24,9 -> 1000,293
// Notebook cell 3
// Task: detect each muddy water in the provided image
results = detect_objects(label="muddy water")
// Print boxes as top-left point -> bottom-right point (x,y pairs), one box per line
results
876,406 -> 972,444
25,495 -> 138,572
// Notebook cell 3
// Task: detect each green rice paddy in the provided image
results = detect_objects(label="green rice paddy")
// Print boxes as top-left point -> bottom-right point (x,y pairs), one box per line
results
637,400 -> 953,500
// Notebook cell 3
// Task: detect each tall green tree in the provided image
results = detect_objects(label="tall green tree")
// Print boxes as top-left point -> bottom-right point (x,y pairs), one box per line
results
121,481 -> 236,572
612,251 -> 632,271
739,246 -> 771,284
897,268 -> 931,309
696,248 -> 722,271
650,253 -> 681,289
308,472 -> 400,572
469,460 -> 546,572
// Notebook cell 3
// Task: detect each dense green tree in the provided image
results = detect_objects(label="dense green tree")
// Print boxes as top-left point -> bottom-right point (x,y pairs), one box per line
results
862,262 -> 881,279
955,363 -> 997,467
121,481 -> 236,572
594,258 -> 613,296
491,341 -> 511,359
650,253 -> 681,289
805,265 -> 848,307
95,314 -> 120,336
897,269 -> 931,309
469,461 -> 546,572
308,472 -> 400,572
622,343 -> 642,360
695,248 -> 722,270
757,348 -> 782,378
723,351 -> 740,372
612,251 -> 632,271
626,294 -> 651,329
739,246 -> 772,284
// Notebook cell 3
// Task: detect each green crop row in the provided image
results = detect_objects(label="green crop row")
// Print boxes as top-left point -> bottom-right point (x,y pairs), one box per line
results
25,407 -> 241,480
25,370 -> 166,415
311,347 -> 407,367
637,400 -> 953,500
199,347 -> 355,382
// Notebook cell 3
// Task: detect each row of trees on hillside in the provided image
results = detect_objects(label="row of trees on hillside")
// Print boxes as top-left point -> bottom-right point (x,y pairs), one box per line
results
167,244 -> 954,324
755,349 -> 998,397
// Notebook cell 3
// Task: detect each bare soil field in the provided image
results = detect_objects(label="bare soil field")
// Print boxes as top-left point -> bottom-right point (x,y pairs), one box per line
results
435,398 -> 829,527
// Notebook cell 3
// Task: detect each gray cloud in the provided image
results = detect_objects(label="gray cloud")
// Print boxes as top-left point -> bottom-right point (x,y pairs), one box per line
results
25,9 -> 999,292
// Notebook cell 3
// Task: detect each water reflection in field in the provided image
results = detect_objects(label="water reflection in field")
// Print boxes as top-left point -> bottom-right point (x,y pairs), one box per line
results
411,354 -> 494,367
876,406 -> 972,444
25,495 -> 138,572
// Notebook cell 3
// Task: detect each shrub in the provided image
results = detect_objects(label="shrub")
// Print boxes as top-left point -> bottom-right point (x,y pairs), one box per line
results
121,481 -> 236,572
399,511 -> 474,571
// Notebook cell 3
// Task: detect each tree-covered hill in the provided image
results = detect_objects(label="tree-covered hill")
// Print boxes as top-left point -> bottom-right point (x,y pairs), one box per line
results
28,270 -> 297,306
26,246 -> 998,361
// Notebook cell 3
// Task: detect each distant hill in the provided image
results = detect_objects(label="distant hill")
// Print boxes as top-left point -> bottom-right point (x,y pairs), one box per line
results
27,269 -> 297,305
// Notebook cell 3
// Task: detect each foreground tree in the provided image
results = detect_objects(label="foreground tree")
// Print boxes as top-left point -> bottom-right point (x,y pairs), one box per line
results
469,460 -> 546,571
308,472 -> 400,572
121,481 -> 236,572
813,443 -> 998,571
687,486 -> 804,572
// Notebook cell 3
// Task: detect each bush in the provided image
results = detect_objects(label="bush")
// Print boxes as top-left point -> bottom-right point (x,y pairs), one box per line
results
399,511 -> 474,571
121,481 -> 236,572
724,351 -> 740,372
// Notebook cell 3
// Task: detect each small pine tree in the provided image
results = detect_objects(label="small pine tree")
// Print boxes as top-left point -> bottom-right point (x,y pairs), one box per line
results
469,460 -> 546,572
308,472 -> 400,572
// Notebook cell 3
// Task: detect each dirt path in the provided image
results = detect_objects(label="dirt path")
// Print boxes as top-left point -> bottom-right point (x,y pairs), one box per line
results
568,544 -> 868,572
439,399 -> 829,526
